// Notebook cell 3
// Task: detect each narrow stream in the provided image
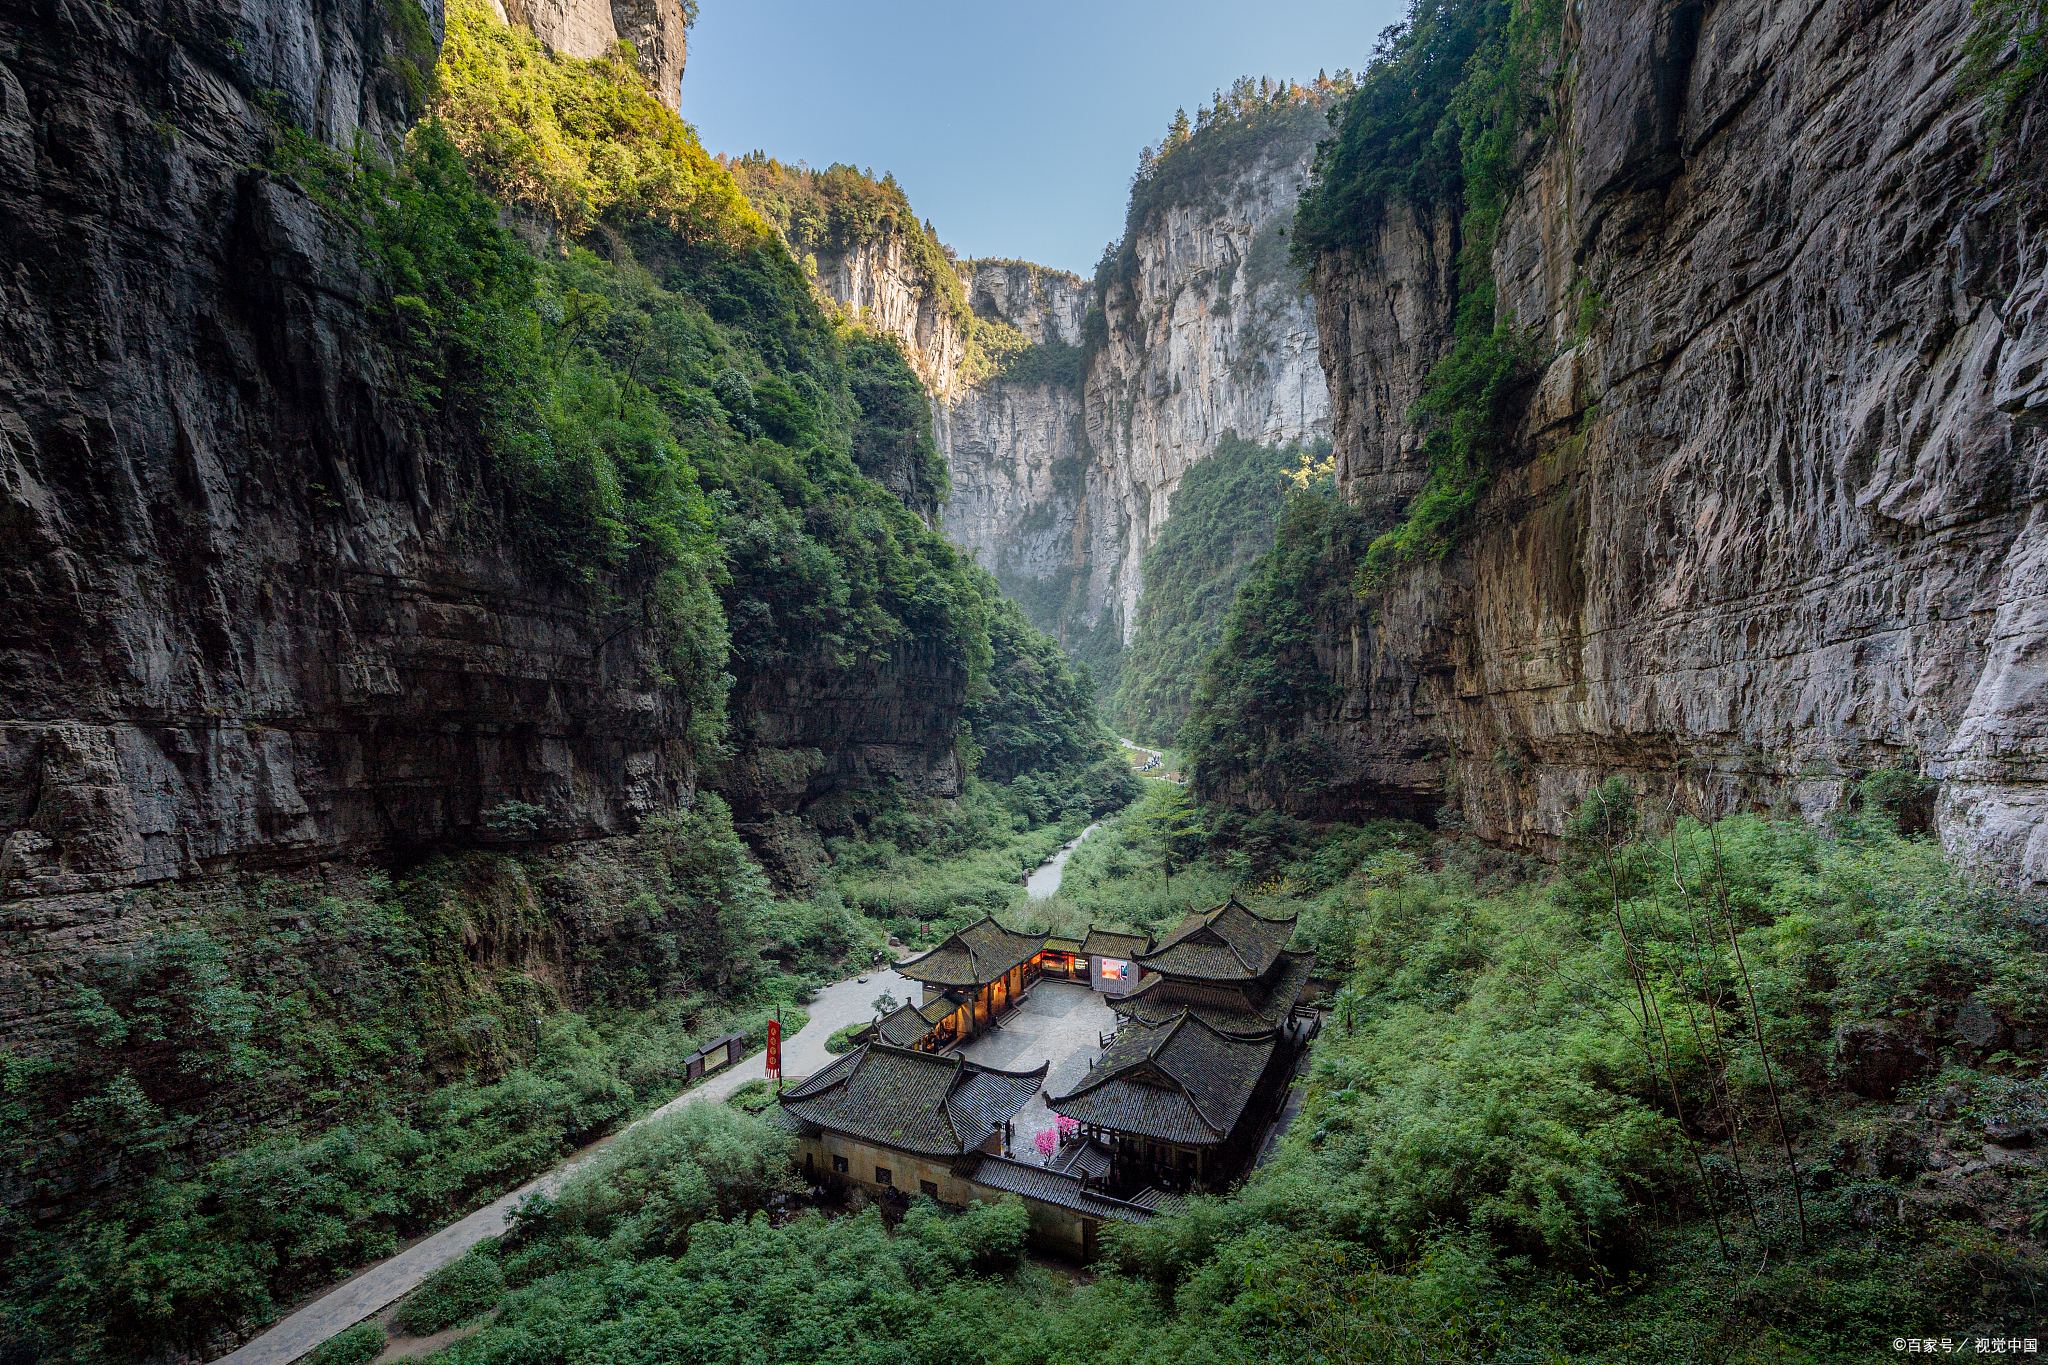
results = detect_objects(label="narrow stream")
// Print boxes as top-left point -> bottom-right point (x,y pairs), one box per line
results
1026,823 -> 1102,899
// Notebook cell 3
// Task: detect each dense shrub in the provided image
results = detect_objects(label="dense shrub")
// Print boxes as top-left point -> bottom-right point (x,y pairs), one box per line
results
1108,434 -> 1326,744
397,1251 -> 507,1335
306,1321 -> 386,1365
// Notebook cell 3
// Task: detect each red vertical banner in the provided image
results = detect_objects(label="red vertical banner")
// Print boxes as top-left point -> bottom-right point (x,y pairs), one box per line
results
766,1020 -> 782,1079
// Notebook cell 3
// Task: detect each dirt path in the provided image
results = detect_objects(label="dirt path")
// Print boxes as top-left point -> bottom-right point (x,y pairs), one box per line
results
215,966 -> 919,1365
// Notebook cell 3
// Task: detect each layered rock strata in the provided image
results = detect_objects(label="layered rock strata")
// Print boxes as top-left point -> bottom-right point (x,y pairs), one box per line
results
1286,0 -> 2048,882
794,142 -> 1332,648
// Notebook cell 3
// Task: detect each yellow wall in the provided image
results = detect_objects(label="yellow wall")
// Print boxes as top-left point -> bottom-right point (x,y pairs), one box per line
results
794,1131 -> 1000,1206
791,1131 -> 1102,1261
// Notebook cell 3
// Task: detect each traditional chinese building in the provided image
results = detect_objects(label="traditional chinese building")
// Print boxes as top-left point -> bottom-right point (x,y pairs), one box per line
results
775,1041 -> 1156,1259
777,1042 -> 1045,1200
1079,927 -> 1152,994
1045,1009 -> 1288,1195
895,915 -> 1046,1045
1111,898 -> 1315,1037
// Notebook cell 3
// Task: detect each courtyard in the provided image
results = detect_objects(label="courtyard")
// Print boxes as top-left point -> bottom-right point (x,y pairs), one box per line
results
952,979 -> 1116,1159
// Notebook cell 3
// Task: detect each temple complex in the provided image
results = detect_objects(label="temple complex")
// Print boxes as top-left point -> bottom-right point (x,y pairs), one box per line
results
796,901 -> 1317,1248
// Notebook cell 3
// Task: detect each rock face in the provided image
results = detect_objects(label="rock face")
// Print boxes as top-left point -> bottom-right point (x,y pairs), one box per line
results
937,262 -> 1091,594
496,0 -> 688,111
0,0 -> 961,1001
1287,0 -> 2048,882
1078,139 -> 1332,640
823,236 -> 967,402
796,139 -> 1332,650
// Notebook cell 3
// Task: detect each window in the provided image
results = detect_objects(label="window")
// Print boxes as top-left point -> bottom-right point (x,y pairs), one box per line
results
875,1166 -> 893,1186
920,1180 -> 939,1198
832,1155 -> 848,1174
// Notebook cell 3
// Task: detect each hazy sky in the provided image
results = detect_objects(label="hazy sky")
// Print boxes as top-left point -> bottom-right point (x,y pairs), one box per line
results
679,0 -> 1409,275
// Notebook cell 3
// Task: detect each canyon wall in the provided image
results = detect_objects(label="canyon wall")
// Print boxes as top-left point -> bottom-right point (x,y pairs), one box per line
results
1279,0 -> 2048,883
1078,137 -> 1331,640
0,0 -> 964,1008
937,262 -> 1092,600
792,129 -> 1333,654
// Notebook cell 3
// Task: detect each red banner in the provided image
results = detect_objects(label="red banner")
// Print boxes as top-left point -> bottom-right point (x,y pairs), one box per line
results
766,1020 -> 782,1079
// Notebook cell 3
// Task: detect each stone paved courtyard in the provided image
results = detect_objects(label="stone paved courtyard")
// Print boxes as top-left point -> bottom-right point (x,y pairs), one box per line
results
953,980 -> 1116,1162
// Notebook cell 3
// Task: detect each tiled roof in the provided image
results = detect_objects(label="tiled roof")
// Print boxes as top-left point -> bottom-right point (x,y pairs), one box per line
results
1135,899 -> 1294,982
1049,1139 -> 1111,1181
959,1154 -> 1155,1224
898,916 -> 1047,987
1048,1012 -> 1275,1146
1043,936 -> 1085,953
1081,927 -> 1152,959
1113,950 -> 1316,1036
918,997 -> 958,1024
875,1002 -> 936,1047
778,1043 -> 1045,1156
1130,1188 -> 1189,1215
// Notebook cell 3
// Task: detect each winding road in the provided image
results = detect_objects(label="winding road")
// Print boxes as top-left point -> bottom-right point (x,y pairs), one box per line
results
217,966 -> 920,1365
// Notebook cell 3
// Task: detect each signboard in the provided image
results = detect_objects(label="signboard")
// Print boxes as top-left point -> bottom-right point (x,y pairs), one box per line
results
766,1020 -> 782,1079
1099,958 -> 1130,982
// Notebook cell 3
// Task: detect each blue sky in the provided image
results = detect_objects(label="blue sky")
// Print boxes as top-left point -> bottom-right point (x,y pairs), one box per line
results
679,0 -> 1408,275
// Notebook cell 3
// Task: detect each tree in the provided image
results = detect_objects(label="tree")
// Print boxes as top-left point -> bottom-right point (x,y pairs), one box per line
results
1134,787 -> 1206,890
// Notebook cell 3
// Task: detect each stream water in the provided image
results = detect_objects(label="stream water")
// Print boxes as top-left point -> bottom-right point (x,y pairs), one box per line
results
1025,823 -> 1101,899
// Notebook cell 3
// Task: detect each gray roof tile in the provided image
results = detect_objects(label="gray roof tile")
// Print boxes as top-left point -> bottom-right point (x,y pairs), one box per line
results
1114,950 -> 1315,1035
1047,1012 -> 1275,1145
1136,899 -> 1295,982
959,1154 -> 1155,1224
779,1043 -> 1045,1156
898,916 -> 1046,987
1080,926 -> 1152,959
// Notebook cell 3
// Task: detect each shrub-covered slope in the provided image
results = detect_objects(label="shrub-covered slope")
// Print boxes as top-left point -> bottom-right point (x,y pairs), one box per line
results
1106,434 -> 1328,746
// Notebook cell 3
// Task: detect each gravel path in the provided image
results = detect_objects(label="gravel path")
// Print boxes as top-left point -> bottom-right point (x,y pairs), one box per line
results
215,965 -> 920,1365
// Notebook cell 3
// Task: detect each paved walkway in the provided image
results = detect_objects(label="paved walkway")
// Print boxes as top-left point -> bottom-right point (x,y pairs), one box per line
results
217,965 -> 921,1365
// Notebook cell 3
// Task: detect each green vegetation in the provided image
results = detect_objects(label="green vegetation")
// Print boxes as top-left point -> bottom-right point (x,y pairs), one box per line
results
1966,0 -> 2048,149
363,795 -> 2040,1364
1107,434 -> 1328,745
726,152 -> 969,333
1291,0 -> 1567,585
969,566 -> 1111,782
396,1250 -> 506,1334
823,1024 -> 864,1054
306,1321 -> 386,1365
0,802 -> 828,1364
0,7 -> 1141,1362
1180,476 -> 1367,805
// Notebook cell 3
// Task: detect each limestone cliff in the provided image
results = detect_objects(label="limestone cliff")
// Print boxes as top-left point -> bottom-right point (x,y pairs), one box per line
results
783,114 -> 1334,659
937,262 -> 1092,603
0,0 -> 967,1001
496,0 -> 688,112
1276,0 -> 2048,884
